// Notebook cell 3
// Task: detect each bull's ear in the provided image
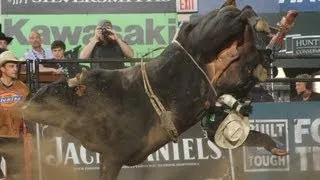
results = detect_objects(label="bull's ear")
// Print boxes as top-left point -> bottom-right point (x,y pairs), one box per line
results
221,0 -> 236,8
177,21 -> 199,42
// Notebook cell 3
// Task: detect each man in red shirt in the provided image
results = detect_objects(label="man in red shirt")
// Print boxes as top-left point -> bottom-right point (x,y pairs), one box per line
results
0,51 -> 31,180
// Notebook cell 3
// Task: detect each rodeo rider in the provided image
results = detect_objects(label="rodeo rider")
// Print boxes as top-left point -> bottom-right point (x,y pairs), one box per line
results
201,94 -> 289,156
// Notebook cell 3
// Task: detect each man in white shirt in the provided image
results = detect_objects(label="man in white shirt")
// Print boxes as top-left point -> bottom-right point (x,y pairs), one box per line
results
24,31 -> 60,73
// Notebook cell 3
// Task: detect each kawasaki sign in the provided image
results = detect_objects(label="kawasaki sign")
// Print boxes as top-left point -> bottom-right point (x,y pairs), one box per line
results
2,14 -> 177,58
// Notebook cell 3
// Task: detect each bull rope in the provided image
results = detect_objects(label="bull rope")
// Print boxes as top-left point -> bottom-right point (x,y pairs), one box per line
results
140,62 -> 166,116
141,56 -> 179,142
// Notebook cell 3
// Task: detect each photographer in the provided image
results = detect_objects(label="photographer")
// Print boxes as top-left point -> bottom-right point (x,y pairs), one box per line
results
79,20 -> 134,69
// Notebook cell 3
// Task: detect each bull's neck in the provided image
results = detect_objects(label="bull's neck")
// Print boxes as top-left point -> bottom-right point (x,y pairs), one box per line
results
144,44 -> 211,132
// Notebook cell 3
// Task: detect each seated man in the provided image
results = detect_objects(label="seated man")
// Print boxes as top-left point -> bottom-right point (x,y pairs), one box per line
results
202,94 -> 289,156
24,31 -> 59,73
292,73 -> 320,101
0,51 -> 32,179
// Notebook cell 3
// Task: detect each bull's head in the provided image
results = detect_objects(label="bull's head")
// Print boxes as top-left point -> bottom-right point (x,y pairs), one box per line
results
175,1 -> 296,97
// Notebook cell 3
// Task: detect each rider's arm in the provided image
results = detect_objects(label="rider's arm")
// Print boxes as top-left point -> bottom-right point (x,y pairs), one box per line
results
217,94 -> 252,116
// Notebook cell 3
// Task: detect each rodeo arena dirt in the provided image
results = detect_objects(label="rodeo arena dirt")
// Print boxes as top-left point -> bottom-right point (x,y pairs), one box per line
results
1,0 -> 320,180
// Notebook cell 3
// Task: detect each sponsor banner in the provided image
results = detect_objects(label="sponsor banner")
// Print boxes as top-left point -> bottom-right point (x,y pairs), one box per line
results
198,0 -> 320,15
39,124 -> 228,180
37,102 -> 320,179
2,14 -> 177,58
279,0 -> 320,12
292,35 -> 320,55
1,0 -> 176,14
198,0 -> 281,14
243,119 -> 289,172
275,34 -> 320,55
231,102 -> 320,180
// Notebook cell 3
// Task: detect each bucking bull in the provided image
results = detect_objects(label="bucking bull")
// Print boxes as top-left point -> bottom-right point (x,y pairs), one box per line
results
23,1 -> 297,180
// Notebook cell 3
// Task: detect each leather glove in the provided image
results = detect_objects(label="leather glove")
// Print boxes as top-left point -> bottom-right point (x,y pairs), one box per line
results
232,100 -> 252,116
238,102 -> 252,116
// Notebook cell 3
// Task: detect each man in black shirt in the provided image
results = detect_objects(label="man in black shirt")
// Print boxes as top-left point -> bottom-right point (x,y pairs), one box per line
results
79,20 -> 134,69
293,74 -> 320,101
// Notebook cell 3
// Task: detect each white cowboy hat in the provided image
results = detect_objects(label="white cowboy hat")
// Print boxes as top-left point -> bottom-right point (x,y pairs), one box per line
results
0,51 -> 23,66
214,111 -> 250,149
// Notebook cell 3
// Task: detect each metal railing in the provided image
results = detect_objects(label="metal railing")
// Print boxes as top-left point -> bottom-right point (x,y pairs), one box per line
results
23,56 -> 320,94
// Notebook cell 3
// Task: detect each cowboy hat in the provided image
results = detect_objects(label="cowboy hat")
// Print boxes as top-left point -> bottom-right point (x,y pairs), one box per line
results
0,32 -> 13,45
214,111 -> 250,149
0,51 -> 23,66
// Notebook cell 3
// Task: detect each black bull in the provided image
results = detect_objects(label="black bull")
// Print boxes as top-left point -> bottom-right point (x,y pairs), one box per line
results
24,5 -> 275,180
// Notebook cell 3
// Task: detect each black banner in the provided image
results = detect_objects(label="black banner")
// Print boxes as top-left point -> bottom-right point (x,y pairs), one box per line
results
1,0 -> 176,14
36,103 -> 320,180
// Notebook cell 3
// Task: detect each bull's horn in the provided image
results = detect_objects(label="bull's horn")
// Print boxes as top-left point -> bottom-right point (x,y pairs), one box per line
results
67,68 -> 88,87
79,68 -> 88,82
255,19 -> 271,34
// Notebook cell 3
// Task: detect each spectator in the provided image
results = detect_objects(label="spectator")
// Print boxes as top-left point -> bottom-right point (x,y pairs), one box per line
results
79,20 -> 134,69
51,40 -> 82,77
51,40 -> 66,60
0,32 -> 13,50
292,73 -> 320,101
24,31 -> 59,73
0,51 -> 31,179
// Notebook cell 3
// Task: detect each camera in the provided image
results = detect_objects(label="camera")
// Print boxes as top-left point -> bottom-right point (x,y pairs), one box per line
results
100,27 -> 112,37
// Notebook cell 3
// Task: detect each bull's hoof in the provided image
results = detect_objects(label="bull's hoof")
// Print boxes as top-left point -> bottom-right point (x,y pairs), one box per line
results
161,125 -> 178,143
160,111 -> 179,143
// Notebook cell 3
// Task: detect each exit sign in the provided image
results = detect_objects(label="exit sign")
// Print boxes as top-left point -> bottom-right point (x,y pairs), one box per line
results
177,0 -> 198,13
